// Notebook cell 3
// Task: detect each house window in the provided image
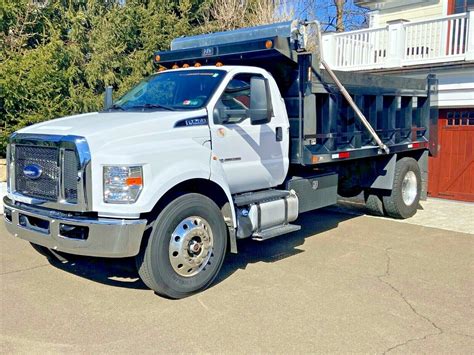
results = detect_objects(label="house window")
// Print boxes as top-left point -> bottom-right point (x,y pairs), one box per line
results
449,0 -> 474,14
446,111 -> 474,126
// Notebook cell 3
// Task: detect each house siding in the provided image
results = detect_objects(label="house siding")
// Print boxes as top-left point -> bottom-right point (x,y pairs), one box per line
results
371,1 -> 445,27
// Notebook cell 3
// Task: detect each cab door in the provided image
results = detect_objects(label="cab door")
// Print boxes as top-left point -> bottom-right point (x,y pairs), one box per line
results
210,72 -> 288,194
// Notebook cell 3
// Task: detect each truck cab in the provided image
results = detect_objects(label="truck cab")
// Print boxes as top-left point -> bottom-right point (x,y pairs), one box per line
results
3,21 -> 436,298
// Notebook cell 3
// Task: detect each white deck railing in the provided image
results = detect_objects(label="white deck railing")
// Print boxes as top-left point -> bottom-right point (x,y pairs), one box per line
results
322,11 -> 474,70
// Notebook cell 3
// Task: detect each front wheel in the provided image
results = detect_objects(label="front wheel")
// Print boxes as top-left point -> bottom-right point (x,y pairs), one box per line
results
136,193 -> 227,299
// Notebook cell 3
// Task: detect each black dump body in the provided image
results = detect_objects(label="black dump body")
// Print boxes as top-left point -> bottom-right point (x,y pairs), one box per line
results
154,29 -> 438,166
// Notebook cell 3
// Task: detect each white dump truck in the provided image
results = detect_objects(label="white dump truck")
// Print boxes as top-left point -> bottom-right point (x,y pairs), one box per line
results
3,21 -> 437,298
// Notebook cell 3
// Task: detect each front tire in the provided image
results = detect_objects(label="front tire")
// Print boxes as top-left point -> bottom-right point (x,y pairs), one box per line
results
136,193 -> 227,299
383,157 -> 421,219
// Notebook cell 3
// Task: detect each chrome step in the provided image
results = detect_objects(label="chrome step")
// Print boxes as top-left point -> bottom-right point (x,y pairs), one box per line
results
252,224 -> 301,241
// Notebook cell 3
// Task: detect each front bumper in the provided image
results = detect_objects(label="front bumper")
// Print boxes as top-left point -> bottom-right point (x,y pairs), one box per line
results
3,197 -> 147,258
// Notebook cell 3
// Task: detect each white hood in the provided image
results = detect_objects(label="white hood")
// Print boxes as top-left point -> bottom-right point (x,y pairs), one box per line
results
17,109 -> 209,152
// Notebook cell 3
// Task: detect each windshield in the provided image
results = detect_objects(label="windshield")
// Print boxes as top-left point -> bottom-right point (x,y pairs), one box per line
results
113,69 -> 225,111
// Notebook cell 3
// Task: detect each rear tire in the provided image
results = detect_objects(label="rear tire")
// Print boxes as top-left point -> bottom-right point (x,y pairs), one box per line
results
364,191 -> 385,216
383,157 -> 421,219
136,193 -> 227,299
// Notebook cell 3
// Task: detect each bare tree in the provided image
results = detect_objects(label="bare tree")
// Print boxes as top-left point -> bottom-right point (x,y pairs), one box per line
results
204,0 -> 367,33
320,0 -> 368,32
335,0 -> 345,32
208,0 -> 248,30
205,0 -> 297,31
299,0 -> 368,32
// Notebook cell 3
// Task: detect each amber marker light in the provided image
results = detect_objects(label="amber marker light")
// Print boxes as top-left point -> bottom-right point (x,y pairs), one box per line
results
154,54 -> 161,62
182,63 -> 190,68
194,62 -> 202,67
126,177 -> 143,186
215,62 -> 223,67
265,40 -> 273,49
172,64 -> 179,69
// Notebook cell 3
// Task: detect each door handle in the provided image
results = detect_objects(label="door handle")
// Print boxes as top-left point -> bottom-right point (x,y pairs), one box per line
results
276,127 -> 283,142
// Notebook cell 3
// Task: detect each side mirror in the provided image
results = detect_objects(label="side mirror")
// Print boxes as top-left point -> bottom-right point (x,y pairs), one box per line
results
213,107 -> 230,124
248,77 -> 272,125
104,86 -> 113,110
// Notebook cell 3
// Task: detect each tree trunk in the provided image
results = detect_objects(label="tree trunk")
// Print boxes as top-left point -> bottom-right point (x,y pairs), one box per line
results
335,0 -> 345,32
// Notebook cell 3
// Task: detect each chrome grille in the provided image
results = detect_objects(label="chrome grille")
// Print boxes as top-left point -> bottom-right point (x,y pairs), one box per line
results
15,145 -> 59,201
9,134 -> 90,212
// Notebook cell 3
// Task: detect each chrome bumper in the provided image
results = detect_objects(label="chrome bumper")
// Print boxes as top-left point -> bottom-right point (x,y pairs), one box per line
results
3,197 -> 147,258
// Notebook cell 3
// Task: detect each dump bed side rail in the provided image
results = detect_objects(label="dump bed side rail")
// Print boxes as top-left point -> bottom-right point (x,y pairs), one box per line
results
285,62 -> 437,165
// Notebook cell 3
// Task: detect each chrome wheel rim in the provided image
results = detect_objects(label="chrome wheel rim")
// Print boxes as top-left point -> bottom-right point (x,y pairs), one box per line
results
401,171 -> 417,206
169,216 -> 214,277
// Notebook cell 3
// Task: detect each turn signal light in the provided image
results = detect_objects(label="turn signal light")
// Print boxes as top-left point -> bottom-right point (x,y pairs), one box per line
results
265,40 -> 273,49
126,177 -> 143,186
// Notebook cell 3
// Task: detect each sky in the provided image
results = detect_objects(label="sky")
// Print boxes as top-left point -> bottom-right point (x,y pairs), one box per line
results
278,0 -> 369,31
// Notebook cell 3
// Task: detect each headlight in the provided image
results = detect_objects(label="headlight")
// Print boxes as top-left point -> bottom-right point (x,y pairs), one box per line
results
103,166 -> 143,204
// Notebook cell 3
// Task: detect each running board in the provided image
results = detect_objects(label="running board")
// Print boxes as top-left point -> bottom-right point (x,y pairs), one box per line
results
252,224 -> 301,241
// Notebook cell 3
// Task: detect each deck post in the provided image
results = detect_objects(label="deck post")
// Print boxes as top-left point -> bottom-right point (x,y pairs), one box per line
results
321,35 -> 336,68
466,11 -> 474,61
386,20 -> 408,68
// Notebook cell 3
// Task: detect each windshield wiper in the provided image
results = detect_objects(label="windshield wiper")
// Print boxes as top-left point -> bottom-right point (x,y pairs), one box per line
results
129,103 -> 175,111
108,104 -> 126,111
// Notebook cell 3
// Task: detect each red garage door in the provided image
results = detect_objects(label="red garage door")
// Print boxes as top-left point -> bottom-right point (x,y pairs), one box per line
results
429,110 -> 474,202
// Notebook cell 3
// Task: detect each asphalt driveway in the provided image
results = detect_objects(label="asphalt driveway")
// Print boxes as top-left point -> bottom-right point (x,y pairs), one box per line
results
1,207 -> 473,353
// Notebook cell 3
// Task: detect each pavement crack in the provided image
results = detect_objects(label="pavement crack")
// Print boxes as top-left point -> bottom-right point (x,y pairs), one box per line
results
452,332 -> 474,339
0,263 -> 50,276
377,248 -> 443,354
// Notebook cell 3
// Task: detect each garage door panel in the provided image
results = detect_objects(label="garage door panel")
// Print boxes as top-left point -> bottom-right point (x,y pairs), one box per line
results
428,110 -> 474,202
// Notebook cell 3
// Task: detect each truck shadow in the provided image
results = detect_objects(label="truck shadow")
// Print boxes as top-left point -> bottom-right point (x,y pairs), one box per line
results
44,207 -> 363,292
214,207 -> 361,286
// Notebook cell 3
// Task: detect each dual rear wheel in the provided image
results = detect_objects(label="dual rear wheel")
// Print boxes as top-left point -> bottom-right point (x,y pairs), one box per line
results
365,157 -> 421,219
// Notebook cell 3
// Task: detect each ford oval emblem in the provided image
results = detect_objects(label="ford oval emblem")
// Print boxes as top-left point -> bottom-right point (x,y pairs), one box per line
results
23,164 -> 43,180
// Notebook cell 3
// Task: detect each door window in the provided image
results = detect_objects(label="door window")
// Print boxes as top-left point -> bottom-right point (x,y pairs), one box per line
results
215,73 -> 265,124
